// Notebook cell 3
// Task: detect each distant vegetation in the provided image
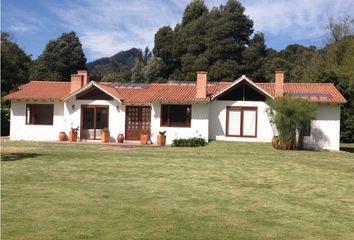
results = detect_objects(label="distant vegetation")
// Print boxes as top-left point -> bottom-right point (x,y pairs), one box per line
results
86,48 -> 142,82
1,0 -> 353,141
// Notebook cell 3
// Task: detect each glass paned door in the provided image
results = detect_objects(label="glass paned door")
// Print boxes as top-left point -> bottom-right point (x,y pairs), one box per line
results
95,107 -> 109,138
81,105 -> 109,140
125,106 -> 151,140
82,107 -> 95,139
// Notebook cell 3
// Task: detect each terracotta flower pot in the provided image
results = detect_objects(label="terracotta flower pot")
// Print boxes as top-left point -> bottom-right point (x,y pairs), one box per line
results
117,134 -> 124,143
157,135 -> 166,146
59,132 -> 67,141
69,131 -> 78,142
140,134 -> 149,145
271,136 -> 279,149
101,132 -> 110,143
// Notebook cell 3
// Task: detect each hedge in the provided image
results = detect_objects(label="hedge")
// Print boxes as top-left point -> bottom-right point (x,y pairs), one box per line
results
172,137 -> 207,147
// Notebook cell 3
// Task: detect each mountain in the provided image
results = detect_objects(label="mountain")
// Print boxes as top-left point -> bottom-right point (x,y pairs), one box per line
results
86,48 -> 142,81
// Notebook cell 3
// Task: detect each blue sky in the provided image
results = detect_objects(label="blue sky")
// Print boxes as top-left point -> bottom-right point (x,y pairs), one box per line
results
2,0 -> 354,62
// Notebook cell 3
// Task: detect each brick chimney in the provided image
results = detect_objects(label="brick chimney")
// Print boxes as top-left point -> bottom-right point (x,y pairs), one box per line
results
70,74 -> 83,93
77,70 -> 89,85
196,71 -> 207,98
275,71 -> 284,98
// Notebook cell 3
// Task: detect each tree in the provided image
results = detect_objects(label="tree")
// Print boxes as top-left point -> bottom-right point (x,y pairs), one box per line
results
101,66 -> 132,82
242,32 -> 267,81
206,0 -> 253,63
1,32 -> 31,136
143,46 -> 152,64
30,32 -> 86,81
154,26 -> 174,63
209,59 -> 241,81
327,16 -> 354,66
153,0 -> 254,81
153,26 -> 176,79
1,32 -> 31,94
131,58 -> 145,82
143,57 -> 161,83
182,0 -> 208,26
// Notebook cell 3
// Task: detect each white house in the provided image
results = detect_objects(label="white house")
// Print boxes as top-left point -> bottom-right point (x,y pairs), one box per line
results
4,70 -> 346,151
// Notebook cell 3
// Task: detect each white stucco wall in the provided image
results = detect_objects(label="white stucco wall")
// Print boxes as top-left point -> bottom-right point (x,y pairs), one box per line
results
63,98 -> 125,142
9,100 -> 65,141
209,100 -> 274,142
304,104 -> 341,151
9,98 -> 342,150
150,103 -> 209,144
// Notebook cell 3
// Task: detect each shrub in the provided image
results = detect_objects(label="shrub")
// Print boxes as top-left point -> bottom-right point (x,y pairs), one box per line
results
102,127 -> 110,133
268,97 -> 316,150
70,127 -> 79,133
172,137 -> 207,147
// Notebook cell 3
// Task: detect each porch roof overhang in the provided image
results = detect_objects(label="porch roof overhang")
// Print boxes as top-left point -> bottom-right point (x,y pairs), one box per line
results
61,81 -> 123,102
211,75 -> 274,101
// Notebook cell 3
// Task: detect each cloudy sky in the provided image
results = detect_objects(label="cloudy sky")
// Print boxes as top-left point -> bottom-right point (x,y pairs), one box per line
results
2,0 -> 354,61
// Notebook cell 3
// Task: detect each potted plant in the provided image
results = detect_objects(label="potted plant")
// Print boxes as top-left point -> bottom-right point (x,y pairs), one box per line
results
69,127 -> 79,142
140,130 -> 149,145
101,127 -> 110,143
157,131 -> 166,146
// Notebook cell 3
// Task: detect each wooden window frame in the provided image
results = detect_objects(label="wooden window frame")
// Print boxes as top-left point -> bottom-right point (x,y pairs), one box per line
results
160,104 -> 192,128
25,104 -> 54,125
80,104 -> 110,140
225,106 -> 258,138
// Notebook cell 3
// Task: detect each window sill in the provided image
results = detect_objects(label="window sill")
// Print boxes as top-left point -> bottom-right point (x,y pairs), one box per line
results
225,134 -> 257,138
160,125 -> 191,128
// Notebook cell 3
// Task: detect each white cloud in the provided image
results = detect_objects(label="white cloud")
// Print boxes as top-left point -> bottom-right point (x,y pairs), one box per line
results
242,0 -> 354,41
5,0 -> 353,59
48,0 -> 188,59
4,8 -> 50,33
7,22 -> 36,33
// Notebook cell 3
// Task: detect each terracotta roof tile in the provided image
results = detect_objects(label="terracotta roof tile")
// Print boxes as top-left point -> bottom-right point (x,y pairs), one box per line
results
4,79 -> 346,104
255,83 -> 346,103
3,81 -> 71,100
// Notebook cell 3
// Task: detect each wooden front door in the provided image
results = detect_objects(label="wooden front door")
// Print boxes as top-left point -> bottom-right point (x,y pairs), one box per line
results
125,106 -> 151,140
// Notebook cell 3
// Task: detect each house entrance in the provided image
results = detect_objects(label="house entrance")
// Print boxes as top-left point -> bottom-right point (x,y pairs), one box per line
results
81,105 -> 109,140
125,106 -> 151,140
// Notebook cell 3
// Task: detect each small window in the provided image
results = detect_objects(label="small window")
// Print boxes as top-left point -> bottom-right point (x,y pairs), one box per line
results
161,104 -> 191,127
226,106 -> 257,137
26,104 -> 54,125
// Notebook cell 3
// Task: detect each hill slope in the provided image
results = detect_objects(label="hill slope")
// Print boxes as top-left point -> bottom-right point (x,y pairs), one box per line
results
86,48 -> 142,81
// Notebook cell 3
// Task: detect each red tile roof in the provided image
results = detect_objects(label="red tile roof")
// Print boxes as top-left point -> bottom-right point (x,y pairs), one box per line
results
4,79 -> 346,104
255,83 -> 347,103
3,81 -> 71,100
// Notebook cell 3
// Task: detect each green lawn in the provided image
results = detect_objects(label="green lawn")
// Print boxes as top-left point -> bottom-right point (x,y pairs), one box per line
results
2,140 -> 354,240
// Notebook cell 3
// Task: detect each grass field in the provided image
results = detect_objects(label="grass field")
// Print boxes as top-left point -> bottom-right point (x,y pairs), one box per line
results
2,140 -> 354,239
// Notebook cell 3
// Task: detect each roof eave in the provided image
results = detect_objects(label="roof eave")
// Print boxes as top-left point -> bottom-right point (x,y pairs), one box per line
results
211,75 -> 274,101
61,81 -> 122,102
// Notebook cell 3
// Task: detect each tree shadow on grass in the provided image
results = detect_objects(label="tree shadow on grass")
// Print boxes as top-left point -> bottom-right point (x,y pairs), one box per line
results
1,153 -> 42,162
340,147 -> 354,153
